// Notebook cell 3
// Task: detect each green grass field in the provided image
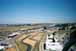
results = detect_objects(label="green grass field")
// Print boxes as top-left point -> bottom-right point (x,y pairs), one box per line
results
15,40 -> 28,51
0,26 -> 31,32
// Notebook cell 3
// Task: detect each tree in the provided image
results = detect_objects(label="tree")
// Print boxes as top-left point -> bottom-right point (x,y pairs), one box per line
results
43,26 -> 47,30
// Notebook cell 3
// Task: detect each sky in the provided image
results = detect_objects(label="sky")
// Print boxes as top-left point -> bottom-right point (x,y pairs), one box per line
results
0,0 -> 76,24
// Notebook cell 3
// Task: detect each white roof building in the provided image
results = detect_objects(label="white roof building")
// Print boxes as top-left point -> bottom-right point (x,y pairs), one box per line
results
45,34 -> 63,51
8,32 -> 20,36
0,46 -> 4,50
